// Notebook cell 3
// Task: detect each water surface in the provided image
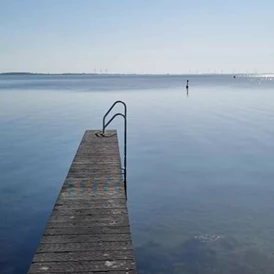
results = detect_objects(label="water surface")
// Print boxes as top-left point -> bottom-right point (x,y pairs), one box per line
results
0,74 -> 274,274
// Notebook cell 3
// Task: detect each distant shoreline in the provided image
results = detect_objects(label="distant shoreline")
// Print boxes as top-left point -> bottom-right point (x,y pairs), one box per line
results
1,72 -> 273,76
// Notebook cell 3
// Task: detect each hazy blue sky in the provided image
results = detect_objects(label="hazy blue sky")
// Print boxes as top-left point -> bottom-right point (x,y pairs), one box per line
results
1,0 -> 273,74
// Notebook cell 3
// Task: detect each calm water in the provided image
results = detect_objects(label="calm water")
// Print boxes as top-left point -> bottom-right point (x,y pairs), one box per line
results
0,74 -> 274,274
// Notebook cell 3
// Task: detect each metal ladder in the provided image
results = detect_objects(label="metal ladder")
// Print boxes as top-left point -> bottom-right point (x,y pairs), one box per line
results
97,100 -> 127,196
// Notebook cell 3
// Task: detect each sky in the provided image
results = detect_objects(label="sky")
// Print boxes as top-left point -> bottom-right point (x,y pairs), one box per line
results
0,0 -> 274,74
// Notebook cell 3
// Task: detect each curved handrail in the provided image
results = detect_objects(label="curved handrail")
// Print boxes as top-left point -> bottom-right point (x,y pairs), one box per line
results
103,113 -> 125,131
103,101 -> 127,134
102,101 -> 127,196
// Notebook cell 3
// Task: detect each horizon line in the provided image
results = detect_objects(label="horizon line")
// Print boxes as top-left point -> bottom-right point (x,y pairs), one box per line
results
1,72 -> 273,76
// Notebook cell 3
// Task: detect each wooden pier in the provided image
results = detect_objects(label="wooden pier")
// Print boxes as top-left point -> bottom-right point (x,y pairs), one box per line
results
28,130 -> 136,274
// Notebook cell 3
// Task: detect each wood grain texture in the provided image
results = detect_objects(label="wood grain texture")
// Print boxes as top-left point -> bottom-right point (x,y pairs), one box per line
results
29,272 -> 136,274
44,226 -> 130,236
34,250 -> 134,262
52,208 -> 128,216
37,242 -> 133,252
27,130 -> 136,273
40,234 -> 132,244
28,260 -> 136,272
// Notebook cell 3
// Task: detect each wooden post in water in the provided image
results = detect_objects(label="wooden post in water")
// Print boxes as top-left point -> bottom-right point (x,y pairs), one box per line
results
27,130 -> 136,273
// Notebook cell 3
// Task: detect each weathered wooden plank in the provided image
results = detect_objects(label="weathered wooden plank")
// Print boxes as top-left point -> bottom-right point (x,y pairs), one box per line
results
55,199 -> 127,209
29,272 -> 137,274
72,158 -> 122,165
44,226 -> 131,236
38,242 -> 133,252
66,171 -> 122,178
28,260 -> 136,273
34,251 -> 134,262
46,220 -> 129,228
52,208 -> 128,216
34,250 -> 133,262
27,130 -> 136,273
54,203 -> 127,210
50,215 -> 128,223
44,226 -> 130,236
70,162 -> 121,168
62,177 -> 124,185
74,150 -> 121,158
61,181 -> 124,189
59,191 -> 125,199
57,198 -> 126,202
73,152 -> 121,159
56,197 -> 126,203
68,166 -> 121,175
40,234 -> 132,244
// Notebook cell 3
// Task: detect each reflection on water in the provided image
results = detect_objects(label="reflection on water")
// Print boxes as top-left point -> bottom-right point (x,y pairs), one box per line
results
136,238 -> 274,274
133,183 -> 274,273
0,74 -> 274,274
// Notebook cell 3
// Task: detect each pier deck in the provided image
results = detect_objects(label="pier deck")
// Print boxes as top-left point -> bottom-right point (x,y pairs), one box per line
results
28,130 -> 136,274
